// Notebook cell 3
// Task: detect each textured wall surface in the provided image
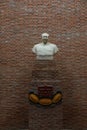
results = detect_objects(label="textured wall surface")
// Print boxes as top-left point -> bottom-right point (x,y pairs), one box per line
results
0,0 -> 87,129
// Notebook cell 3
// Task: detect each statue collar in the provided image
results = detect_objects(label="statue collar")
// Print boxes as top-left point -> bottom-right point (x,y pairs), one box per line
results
41,42 -> 50,45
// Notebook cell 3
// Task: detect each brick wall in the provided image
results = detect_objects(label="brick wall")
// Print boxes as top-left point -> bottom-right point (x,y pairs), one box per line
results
0,0 -> 87,129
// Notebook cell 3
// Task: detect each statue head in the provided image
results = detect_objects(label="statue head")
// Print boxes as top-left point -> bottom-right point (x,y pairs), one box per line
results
41,33 -> 49,44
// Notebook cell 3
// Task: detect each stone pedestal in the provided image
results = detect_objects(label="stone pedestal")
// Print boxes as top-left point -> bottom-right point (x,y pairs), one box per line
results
28,60 -> 63,130
29,104 -> 63,130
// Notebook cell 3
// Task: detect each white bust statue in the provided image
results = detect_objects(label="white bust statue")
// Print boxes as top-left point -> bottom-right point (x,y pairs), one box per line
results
32,33 -> 59,60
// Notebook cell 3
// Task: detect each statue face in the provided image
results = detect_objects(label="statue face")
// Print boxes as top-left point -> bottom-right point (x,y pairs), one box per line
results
42,38 -> 48,44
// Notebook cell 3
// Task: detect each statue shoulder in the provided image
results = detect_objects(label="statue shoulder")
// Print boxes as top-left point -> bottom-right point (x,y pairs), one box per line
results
34,43 -> 42,47
49,43 -> 58,47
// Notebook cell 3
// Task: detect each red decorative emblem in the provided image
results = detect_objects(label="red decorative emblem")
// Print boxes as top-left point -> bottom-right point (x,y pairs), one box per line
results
28,86 -> 62,107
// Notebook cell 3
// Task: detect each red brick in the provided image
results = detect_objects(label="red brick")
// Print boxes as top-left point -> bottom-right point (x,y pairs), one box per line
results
0,0 -> 87,129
